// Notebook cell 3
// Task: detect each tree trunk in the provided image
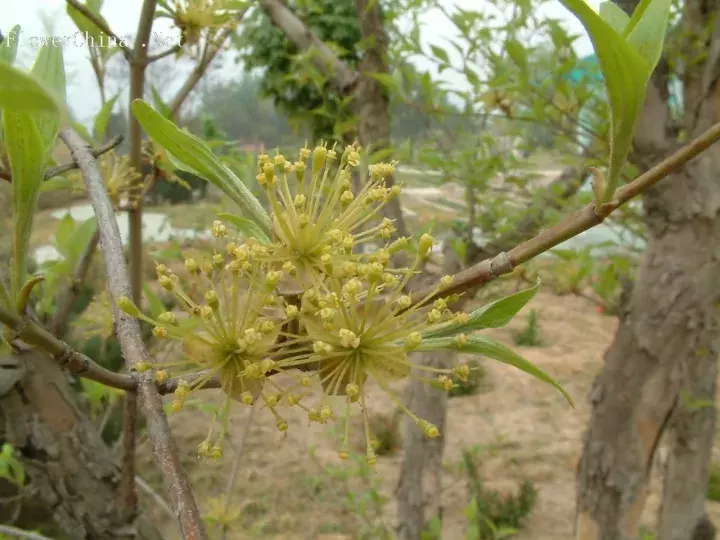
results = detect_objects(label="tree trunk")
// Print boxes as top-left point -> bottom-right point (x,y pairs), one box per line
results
397,349 -> 453,540
353,0 -> 407,238
575,71 -> 720,540
397,238 -> 464,540
0,349 -> 163,540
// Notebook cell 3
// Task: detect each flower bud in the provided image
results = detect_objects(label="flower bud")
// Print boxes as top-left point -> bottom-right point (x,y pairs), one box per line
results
118,295 -> 140,317
418,233 -> 434,257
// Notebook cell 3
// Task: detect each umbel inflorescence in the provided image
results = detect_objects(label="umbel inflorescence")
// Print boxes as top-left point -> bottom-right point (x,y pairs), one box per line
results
118,143 -> 510,464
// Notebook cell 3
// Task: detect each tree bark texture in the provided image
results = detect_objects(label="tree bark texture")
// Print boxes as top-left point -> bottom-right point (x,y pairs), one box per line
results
397,239 -> 464,540
353,0 -> 407,238
0,350 -> 163,540
576,1 -> 720,535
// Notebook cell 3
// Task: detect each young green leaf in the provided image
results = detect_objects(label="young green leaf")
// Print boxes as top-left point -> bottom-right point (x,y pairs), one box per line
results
66,0 -> 112,42
429,44 -> 450,65
599,2 -> 629,34
4,111 -> 47,300
625,0 -> 672,71
0,25 -> 21,65
365,72 -> 402,93
150,85 -> 173,119
143,283 -> 167,319
420,335 -> 573,406
423,280 -> 540,339
0,61 -> 61,112
30,44 -> 66,151
131,99 -> 271,233
66,216 -> 97,262
558,0 -> 652,203
93,93 -> 119,142
505,38 -> 528,72
217,213 -> 272,244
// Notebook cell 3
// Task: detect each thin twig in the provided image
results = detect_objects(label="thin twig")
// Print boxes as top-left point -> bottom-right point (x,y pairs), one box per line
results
64,0 -> 132,59
50,230 -> 100,338
168,14 -> 247,118
0,304 -> 136,391
45,134 -> 124,180
136,475 -> 176,521
58,126 -> 208,540
409,119 -> 720,306
0,524 -> 54,540
0,134 -> 123,184
147,44 -> 182,63
123,0 -> 159,519
121,392 -> 139,516
220,403 -> 257,540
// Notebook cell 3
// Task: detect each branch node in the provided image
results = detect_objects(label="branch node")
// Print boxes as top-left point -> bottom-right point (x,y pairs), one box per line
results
54,346 -> 76,370
489,252 -> 513,277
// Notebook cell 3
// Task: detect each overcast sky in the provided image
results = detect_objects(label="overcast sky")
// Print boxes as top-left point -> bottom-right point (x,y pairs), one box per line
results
3,0 -> 598,126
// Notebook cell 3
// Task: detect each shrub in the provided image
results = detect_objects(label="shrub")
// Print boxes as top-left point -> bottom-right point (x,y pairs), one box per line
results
513,309 -> 543,347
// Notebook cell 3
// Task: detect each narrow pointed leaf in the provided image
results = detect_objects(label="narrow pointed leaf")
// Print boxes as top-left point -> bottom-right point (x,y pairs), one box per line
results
423,280 -> 540,339
4,111 -> 47,300
599,2 -> 629,33
132,99 -> 271,233
625,0 -> 672,71
30,45 -> 66,151
143,283 -> 166,319
420,335 -> 573,406
505,38 -> 528,72
559,0 -> 652,201
66,216 -> 97,261
0,62 -> 61,112
93,93 -> 119,142
67,1 -> 112,42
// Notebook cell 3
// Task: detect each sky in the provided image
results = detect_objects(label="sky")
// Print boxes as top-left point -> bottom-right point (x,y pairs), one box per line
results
3,0 -> 599,126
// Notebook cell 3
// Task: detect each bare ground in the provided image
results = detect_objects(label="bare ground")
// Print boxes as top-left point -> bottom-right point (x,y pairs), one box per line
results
136,290 -> 720,539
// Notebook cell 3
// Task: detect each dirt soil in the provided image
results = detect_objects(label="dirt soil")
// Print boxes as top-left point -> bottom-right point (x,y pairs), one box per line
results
135,290 -> 720,540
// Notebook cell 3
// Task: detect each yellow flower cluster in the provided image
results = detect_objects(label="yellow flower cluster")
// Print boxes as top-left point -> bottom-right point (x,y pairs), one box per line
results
119,143 -> 475,465
166,0 -> 241,46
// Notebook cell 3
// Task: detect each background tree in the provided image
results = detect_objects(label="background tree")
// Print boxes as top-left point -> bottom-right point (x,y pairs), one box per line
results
575,0 -> 720,537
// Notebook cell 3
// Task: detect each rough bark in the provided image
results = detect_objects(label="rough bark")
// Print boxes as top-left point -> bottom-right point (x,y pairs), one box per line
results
575,0 -> 720,533
0,350 -> 163,540
396,239 -> 464,540
353,0 -> 407,238
575,148 -> 720,539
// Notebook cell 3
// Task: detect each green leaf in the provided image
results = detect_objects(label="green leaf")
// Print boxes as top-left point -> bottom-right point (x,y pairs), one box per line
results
599,2 -> 629,34
558,0 -> 653,201
625,0 -> 672,71
429,44 -> 450,65
150,85 -> 173,119
71,121 -> 94,143
4,111 -> 47,300
54,214 -> 76,254
421,335 -> 573,406
41,176 -> 81,192
66,216 -> 97,261
0,61 -> 61,112
0,25 -> 21,65
132,99 -> 271,233
365,72 -> 401,93
217,212 -> 271,244
423,280 -> 540,339
143,283 -> 166,319
67,0 -> 112,42
505,38 -> 527,72
30,44 -> 66,151
93,93 -> 119,142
